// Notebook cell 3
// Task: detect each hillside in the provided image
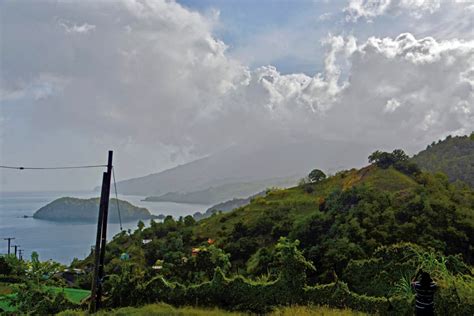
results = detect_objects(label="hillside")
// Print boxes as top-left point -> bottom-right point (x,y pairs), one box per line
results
191,191 -> 265,221
73,160 -> 474,314
86,163 -> 474,272
33,197 -> 155,223
115,139 -> 372,197
412,133 -> 474,186
144,180 -> 289,205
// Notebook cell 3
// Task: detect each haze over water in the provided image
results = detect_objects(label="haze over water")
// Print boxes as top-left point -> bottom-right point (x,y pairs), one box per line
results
0,191 -> 210,264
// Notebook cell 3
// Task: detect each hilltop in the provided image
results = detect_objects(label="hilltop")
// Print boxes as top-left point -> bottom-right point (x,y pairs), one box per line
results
33,197 -> 155,223
412,133 -> 474,186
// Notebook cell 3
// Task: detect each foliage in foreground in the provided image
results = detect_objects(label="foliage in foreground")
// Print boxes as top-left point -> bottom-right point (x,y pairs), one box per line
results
59,303 -> 365,316
4,148 -> 474,315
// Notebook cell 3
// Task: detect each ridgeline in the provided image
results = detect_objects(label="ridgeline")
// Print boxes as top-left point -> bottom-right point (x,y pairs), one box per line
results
412,133 -> 474,186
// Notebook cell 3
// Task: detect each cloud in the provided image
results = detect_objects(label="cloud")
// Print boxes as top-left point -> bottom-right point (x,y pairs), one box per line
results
384,98 -> 401,112
58,19 -> 96,34
1,0 -> 473,190
345,0 -> 441,22
318,12 -> 333,21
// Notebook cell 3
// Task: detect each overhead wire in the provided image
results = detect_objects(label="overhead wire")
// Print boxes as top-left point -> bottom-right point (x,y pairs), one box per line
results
0,165 -> 107,170
112,167 -> 123,231
1,161 -> 123,230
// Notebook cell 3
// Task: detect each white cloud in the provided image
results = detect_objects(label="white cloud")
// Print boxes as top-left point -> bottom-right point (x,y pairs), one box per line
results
1,0 -> 473,189
384,98 -> 401,112
58,19 -> 96,34
345,0 -> 441,22
319,12 -> 333,21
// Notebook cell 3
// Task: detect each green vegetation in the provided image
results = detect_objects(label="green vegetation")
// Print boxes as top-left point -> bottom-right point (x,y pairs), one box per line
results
63,151 -> 473,314
59,303 -> 364,315
412,133 -> 474,186
4,146 -> 474,315
33,197 -> 155,223
0,253 -> 89,314
193,191 -> 265,221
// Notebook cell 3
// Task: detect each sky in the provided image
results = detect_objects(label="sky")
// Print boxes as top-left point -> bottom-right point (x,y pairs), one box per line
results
0,0 -> 473,191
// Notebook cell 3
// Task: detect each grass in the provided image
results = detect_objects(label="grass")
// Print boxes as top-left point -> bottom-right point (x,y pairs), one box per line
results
0,294 -> 16,312
195,165 -> 418,243
58,303 -> 366,315
49,287 -> 90,303
271,305 -> 367,315
0,284 -> 90,312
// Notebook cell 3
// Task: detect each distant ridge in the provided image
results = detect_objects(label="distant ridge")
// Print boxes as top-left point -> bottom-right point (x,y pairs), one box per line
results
116,139 -> 373,199
412,133 -> 474,186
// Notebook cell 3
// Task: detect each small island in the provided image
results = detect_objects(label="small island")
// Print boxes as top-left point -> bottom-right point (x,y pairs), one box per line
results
33,197 -> 155,223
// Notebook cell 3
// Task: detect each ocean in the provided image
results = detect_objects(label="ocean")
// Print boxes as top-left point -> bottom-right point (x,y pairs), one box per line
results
0,191 -> 211,264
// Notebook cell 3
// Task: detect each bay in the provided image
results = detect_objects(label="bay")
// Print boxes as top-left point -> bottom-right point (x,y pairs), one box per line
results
0,191 -> 211,264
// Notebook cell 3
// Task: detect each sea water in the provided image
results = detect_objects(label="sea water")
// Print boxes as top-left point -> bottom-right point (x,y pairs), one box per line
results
0,191 -> 210,264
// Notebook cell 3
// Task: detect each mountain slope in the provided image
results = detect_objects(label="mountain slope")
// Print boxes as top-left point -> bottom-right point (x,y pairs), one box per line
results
87,162 -> 473,286
143,178 -> 294,204
411,133 -> 474,186
115,139 -> 373,197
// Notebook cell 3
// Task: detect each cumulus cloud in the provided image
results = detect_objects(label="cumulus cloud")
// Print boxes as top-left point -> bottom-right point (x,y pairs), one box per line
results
345,0 -> 441,22
1,0 -> 473,189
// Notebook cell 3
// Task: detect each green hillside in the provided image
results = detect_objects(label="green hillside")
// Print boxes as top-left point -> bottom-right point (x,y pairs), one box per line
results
65,157 -> 474,314
412,133 -> 474,186
11,150 -> 474,315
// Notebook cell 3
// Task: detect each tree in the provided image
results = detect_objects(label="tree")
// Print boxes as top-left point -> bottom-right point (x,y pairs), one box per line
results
308,169 -> 326,183
137,220 -> 145,231
183,215 -> 196,227
368,149 -> 409,169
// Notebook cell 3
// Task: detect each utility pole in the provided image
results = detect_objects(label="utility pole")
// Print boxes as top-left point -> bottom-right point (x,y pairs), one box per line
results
90,150 -> 113,313
3,238 -> 15,255
13,245 -> 19,258
18,249 -> 24,260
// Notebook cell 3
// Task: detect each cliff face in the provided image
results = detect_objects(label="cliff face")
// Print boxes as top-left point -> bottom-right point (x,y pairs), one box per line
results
33,197 -> 153,223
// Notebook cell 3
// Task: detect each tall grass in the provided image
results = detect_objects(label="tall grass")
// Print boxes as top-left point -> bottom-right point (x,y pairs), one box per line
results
59,303 -> 366,316
392,273 -> 413,299
270,305 -> 367,315
409,251 -> 473,304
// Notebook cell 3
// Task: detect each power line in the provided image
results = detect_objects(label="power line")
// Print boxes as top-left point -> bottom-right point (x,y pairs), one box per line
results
112,167 -> 123,231
0,164 -> 107,170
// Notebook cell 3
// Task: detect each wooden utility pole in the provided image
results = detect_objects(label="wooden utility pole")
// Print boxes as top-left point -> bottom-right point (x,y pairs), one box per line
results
13,245 -> 19,258
3,238 -> 15,255
90,151 -> 113,313
18,249 -> 23,260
